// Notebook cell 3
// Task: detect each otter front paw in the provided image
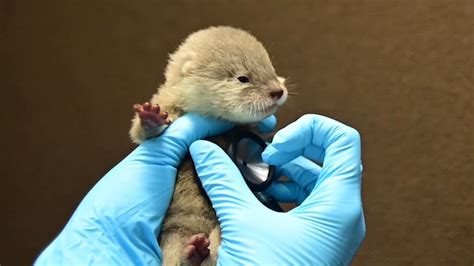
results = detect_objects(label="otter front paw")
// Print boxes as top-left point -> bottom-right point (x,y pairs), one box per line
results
182,233 -> 210,266
133,102 -> 171,130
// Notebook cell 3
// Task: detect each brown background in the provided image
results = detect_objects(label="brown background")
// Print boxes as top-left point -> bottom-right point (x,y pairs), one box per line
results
1,0 -> 472,265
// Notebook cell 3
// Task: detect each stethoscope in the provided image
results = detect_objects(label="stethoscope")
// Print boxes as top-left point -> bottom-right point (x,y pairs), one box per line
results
227,131 -> 283,212
160,122 -> 284,211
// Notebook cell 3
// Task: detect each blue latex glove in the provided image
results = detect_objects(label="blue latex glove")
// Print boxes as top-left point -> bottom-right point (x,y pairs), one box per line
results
35,113 -> 243,265
190,114 -> 365,265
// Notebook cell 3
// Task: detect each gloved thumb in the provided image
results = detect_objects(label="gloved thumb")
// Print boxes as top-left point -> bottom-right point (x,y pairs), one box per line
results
190,140 -> 260,216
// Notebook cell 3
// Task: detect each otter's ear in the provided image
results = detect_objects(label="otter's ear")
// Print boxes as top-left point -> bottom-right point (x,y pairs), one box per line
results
182,60 -> 195,75
181,52 -> 197,75
277,76 -> 286,85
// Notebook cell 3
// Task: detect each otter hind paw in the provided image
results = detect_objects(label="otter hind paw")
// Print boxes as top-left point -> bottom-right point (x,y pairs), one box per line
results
182,233 -> 210,266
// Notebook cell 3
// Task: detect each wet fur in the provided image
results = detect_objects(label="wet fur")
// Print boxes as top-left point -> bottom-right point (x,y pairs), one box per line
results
129,26 -> 286,265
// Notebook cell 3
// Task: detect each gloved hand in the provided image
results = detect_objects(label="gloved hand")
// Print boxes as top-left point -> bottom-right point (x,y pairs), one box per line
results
35,113 -> 246,265
190,114 -> 366,265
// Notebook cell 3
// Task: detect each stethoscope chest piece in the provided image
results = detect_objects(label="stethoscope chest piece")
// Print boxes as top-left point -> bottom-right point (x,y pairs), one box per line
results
227,131 -> 275,192
227,131 -> 283,212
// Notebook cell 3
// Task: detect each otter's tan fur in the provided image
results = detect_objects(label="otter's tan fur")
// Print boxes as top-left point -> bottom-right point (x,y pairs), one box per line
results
129,26 -> 287,265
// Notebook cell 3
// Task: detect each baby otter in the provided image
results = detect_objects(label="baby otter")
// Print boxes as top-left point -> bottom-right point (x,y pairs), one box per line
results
129,26 -> 287,265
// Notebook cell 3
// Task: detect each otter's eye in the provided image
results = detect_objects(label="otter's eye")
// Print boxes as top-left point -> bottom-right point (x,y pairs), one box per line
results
237,76 -> 250,83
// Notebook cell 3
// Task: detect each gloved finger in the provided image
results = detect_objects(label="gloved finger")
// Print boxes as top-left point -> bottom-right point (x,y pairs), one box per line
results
273,156 -> 321,194
163,113 -> 234,143
263,114 -> 359,169
255,115 -> 277,134
190,140 -> 260,216
142,113 -> 233,167
265,181 -> 308,205
262,114 -> 326,165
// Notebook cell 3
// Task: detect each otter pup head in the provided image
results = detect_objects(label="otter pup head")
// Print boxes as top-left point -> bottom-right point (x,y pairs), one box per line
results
164,26 -> 287,123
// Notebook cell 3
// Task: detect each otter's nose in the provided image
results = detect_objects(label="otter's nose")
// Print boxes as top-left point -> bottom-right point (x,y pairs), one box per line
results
270,89 -> 284,100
